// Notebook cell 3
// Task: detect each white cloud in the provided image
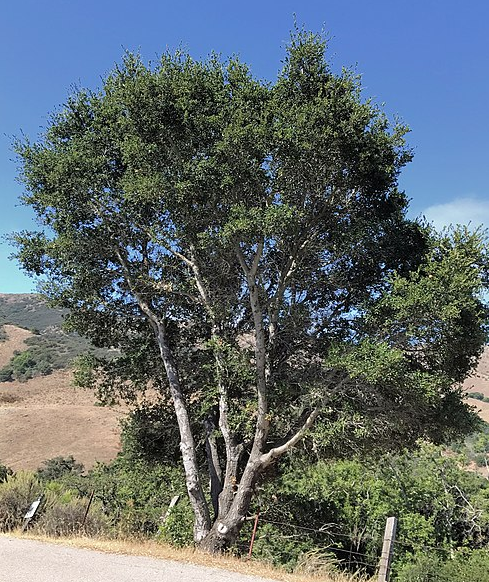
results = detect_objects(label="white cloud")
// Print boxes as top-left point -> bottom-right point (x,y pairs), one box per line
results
421,197 -> 489,231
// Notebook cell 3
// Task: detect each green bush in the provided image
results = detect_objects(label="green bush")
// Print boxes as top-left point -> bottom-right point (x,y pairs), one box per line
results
0,349 -> 53,383
0,464 -> 13,483
36,456 -> 84,482
395,553 -> 448,582
0,368 -> 13,382
444,550 -> 489,582
157,498 -> 194,547
87,458 -> 187,537
396,550 -> 489,582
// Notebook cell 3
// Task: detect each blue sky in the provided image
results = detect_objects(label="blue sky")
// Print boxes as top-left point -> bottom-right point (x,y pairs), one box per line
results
1,0 -> 488,293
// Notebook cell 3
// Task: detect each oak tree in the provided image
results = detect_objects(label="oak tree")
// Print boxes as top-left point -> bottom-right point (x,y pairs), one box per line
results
13,31 -> 488,550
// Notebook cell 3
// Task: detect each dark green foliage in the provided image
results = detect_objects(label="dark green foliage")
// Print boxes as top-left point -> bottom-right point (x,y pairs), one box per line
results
248,444 -> 489,576
36,456 -> 84,482
0,367 -> 13,382
87,457 -> 187,536
0,464 -> 13,483
397,550 -> 489,582
119,403 -> 182,465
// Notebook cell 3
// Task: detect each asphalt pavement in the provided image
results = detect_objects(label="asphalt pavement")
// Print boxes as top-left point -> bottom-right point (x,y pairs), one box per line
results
0,536 -> 275,582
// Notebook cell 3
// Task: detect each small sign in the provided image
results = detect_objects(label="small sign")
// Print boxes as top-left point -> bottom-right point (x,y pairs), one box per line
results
24,495 -> 43,520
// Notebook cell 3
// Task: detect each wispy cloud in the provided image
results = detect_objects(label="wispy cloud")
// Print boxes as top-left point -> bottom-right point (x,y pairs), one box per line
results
421,197 -> 489,231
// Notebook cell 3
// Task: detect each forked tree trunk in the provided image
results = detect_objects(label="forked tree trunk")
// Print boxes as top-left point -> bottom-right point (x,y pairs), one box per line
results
200,455 -> 264,552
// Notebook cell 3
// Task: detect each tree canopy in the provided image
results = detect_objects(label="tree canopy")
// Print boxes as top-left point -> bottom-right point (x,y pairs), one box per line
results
12,30 -> 489,550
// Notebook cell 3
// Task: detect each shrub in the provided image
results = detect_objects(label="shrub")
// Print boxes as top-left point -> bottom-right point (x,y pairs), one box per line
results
0,368 -> 13,382
395,553 -> 448,582
34,493 -> 108,537
0,464 -> 13,483
157,497 -> 194,547
87,458 -> 187,537
0,471 -> 44,531
36,456 -> 84,482
396,550 -> 489,582
0,349 -> 53,383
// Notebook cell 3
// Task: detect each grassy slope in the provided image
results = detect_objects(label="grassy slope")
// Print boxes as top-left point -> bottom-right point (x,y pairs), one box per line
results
0,295 -> 123,470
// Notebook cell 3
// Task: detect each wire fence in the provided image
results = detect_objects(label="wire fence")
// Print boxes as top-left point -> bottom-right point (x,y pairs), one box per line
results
253,513 -> 457,570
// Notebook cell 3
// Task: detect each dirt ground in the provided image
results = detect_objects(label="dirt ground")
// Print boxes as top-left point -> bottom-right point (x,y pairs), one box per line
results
0,325 -> 124,471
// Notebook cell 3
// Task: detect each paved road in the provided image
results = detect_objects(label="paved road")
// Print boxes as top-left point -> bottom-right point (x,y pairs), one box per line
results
0,537 -> 275,582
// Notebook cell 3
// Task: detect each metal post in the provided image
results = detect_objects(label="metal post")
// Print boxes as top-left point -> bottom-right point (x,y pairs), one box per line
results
248,511 -> 260,558
81,490 -> 95,529
378,516 -> 397,582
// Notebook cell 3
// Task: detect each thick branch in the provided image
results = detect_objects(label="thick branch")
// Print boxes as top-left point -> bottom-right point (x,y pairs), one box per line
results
260,377 -> 348,466
236,244 -> 269,452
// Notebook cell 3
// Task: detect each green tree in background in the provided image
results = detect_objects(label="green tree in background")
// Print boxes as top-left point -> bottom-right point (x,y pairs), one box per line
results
12,29 -> 488,551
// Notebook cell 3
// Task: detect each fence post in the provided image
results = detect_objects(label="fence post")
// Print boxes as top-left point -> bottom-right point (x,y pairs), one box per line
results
377,516 -> 397,582
81,490 -> 95,529
248,511 -> 260,558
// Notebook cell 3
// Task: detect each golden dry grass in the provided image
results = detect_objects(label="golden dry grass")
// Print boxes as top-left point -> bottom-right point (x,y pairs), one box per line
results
0,325 -> 124,470
0,325 -> 32,368
2,531 -> 372,582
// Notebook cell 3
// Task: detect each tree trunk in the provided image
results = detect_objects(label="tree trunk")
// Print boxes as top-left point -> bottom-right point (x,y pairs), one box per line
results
156,324 -> 211,542
204,415 -> 223,519
200,455 -> 263,552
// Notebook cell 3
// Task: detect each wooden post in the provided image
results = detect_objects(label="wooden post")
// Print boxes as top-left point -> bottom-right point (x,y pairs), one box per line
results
377,516 -> 397,582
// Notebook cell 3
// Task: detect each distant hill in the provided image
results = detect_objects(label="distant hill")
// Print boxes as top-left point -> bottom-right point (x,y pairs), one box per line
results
0,293 -> 65,332
0,293 -> 101,382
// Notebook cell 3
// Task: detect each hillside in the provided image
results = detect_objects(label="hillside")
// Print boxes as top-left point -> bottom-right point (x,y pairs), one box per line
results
464,347 -> 489,423
0,294 -> 123,470
0,293 -> 65,331
0,293 -> 106,382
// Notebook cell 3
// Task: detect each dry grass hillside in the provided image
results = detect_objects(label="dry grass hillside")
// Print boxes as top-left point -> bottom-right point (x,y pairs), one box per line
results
0,324 -> 124,471
464,346 -> 489,423
0,325 -> 32,368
